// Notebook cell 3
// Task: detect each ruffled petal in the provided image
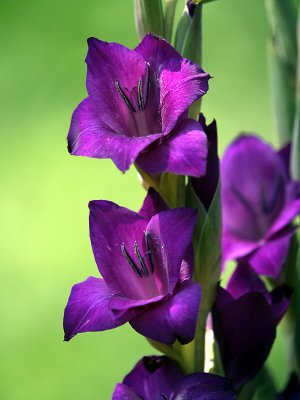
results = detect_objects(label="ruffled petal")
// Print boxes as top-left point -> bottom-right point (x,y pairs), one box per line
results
63,277 -> 125,341
146,208 -> 197,293
130,280 -> 201,344
86,37 -> 146,135
89,200 -> 149,298
68,97 -> 160,172
136,119 -> 208,177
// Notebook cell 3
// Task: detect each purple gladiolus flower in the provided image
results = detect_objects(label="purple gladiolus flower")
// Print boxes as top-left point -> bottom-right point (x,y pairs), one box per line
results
212,262 -> 292,389
222,135 -> 300,278
67,34 -> 210,177
112,356 -> 237,399
63,190 -> 201,344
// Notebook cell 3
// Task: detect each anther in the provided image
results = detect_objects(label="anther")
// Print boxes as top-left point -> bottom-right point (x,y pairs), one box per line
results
137,78 -> 144,111
121,243 -> 142,277
144,62 -> 151,105
134,241 -> 149,277
160,394 -> 168,400
145,231 -> 154,273
114,80 -> 136,113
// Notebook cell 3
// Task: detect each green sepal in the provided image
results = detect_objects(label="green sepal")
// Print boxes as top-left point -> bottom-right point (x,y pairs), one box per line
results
134,0 -> 164,40
189,181 -> 222,371
237,368 -> 277,400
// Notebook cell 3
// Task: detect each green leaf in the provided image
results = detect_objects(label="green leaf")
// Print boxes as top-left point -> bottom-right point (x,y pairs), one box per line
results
134,0 -> 164,40
265,0 -> 298,146
238,368 -> 277,400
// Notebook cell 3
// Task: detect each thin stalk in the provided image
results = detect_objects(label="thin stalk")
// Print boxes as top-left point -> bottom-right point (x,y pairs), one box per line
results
164,0 -> 178,42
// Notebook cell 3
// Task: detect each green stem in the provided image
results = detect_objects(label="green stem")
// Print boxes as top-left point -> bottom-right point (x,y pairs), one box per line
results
292,12 -> 300,180
164,0 -> 178,42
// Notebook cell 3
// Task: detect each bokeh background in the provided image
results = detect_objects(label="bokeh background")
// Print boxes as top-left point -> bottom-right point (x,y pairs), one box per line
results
0,0 -> 287,398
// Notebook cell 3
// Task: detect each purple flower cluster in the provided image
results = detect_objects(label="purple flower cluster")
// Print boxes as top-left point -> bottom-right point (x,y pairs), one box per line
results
64,32 -> 299,399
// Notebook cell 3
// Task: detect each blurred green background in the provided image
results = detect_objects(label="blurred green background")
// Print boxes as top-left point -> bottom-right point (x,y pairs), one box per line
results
0,0 -> 287,398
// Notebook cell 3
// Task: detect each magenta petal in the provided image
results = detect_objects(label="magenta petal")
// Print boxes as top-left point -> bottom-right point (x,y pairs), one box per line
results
222,135 -> 287,241
139,188 -> 169,221
130,280 -> 201,344
159,61 -> 210,134
86,37 -> 146,134
112,384 -> 141,400
137,119 -> 208,177
267,197 -> 300,238
146,208 -> 197,292
227,262 -> 269,299
63,277 -> 125,341
89,200 -> 148,298
67,97 -> 160,172
249,232 -> 294,278
222,231 -> 258,265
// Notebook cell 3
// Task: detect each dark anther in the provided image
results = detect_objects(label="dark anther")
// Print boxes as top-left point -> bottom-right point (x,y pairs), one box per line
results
160,394 -> 168,400
121,243 -> 142,277
134,241 -> 149,277
145,231 -> 154,273
144,62 -> 150,105
114,80 -> 136,113
137,78 -> 145,111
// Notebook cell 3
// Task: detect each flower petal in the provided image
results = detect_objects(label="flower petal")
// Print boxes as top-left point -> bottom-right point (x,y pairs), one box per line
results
112,384 -> 141,400
213,287 -> 276,389
146,208 -> 197,292
136,119 -> 208,177
86,37 -> 146,135
130,280 -> 201,344
67,98 -> 160,172
139,188 -> 169,221
63,277 -> 125,341
89,200 -> 149,298
159,60 -> 210,134
249,231 -> 294,278
222,135 -> 287,241
222,230 -> 258,265
170,373 -> 237,400
122,356 -> 184,400
227,262 -> 269,299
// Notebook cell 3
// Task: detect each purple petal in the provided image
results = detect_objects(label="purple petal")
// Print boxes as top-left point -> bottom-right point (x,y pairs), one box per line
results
249,231 -> 294,278
108,293 -> 165,318
213,287 -> 276,389
130,280 -> 201,344
170,373 -> 237,400
136,118 -> 208,177
270,285 -> 292,324
63,277 -> 125,341
67,98 -> 160,172
192,115 -> 219,210
89,200 -> 150,298
86,37 -> 146,135
146,208 -> 197,292
222,231 -> 258,265
139,188 -> 169,221
222,135 -> 287,241
159,61 -> 210,134
267,196 -> 300,238
227,262 -> 269,299
112,384 -> 141,400
136,34 -> 209,134
122,356 -> 184,399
